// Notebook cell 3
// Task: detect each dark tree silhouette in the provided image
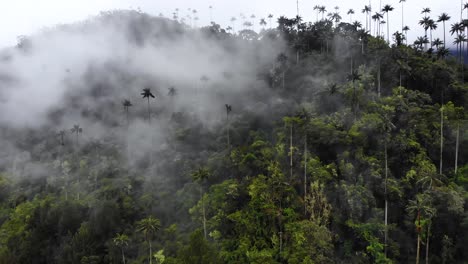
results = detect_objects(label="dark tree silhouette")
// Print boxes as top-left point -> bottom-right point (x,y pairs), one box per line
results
141,88 -> 155,123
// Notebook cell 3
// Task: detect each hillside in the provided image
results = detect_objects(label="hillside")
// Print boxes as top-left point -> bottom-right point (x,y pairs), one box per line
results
0,10 -> 467,264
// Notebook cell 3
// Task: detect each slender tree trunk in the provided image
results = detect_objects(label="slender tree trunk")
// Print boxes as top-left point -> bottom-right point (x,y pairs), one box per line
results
443,22 -> 446,48
149,239 -> 152,264
122,247 -> 126,264
455,122 -> 460,174
425,223 -> 430,264
201,185 -> 207,239
416,209 -> 421,264
417,232 -> 421,264
226,112 -> 230,149
386,13 -> 390,43
440,107 -> 444,175
304,135 -> 307,214
378,61 -> 381,97
384,141 -> 388,258
401,3 -> 404,32
290,123 -> 293,179
147,97 -> 151,123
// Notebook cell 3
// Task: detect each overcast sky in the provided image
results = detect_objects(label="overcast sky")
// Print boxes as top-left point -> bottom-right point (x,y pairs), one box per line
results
0,0 -> 462,48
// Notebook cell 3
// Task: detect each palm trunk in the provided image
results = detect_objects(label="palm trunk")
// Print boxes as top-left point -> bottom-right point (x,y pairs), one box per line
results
122,247 -> 126,264
440,107 -> 444,175
455,122 -> 460,174
386,13 -> 389,43
304,135 -> 307,214
201,185 -> 207,239
378,61 -> 381,97
425,223 -> 430,264
416,232 -> 421,264
147,97 -> 151,123
149,239 -> 152,264
384,141 -> 388,258
226,113 -> 230,149
443,22 -> 446,48
416,209 -> 421,264
290,123 -> 293,178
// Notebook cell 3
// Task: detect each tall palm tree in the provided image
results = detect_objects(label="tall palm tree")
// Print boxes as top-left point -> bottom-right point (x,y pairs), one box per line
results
230,17 -> 237,32
57,130 -> 66,146
225,104 -> 232,149
421,7 -> 431,16
382,4 -> 394,43
137,216 -> 161,264
314,5 -> 320,22
167,86 -> 176,97
419,16 -> 431,49
347,9 -> 355,22
113,233 -> 129,264
437,13 -> 451,48
192,168 -> 210,239
70,124 -> 82,147
268,14 -> 273,28
432,38 -> 443,49
453,32 -> 466,63
407,193 -> 436,264
122,99 -> 132,127
399,0 -> 406,32
260,18 -> 267,30
319,6 -> 327,20
427,19 -> 438,46
362,5 -> 371,31
372,12 -> 383,36
141,88 -> 155,123
403,25 -> 410,44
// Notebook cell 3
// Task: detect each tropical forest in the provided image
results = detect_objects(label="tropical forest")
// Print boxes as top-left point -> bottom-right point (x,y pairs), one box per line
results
0,1 -> 467,263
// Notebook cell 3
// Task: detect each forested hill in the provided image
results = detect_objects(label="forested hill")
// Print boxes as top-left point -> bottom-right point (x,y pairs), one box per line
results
0,10 -> 467,264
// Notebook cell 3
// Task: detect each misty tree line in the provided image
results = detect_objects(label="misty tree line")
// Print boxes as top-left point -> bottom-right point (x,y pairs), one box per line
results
0,6 -> 467,264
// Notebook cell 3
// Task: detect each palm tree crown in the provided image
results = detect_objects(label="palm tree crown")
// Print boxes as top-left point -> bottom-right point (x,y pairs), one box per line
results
141,88 -> 155,99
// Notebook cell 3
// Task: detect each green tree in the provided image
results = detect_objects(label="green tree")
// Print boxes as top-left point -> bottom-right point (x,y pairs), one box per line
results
137,216 -> 161,264
113,233 -> 129,264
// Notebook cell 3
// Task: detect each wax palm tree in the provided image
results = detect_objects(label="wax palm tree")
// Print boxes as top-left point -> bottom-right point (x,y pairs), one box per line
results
141,88 -> 155,123
260,18 -> 267,30
432,38 -> 443,49
137,216 -> 161,264
57,130 -> 66,146
382,4 -> 394,43
319,6 -> 327,20
192,167 -> 211,239
421,7 -> 431,16
453,34 -> 467,63
167,86 -> 176,97
403,25 -> 410,44
407,193 -> 436,264
113,233 -> 129,264
353,21 -> 362,30
372,12 -> 383,36
314,5 -> 320,22
427,19 -> 438,46
268,14 -> 273,28
347,71 -> 361,120
230,17 -> 237,32
347,9 -> 355,22
122,99 -> 132,126
362,5 -> 371,31
437,13 -> 451,48
419,16 -> 431,49
399,0 -> 406,31
70,125 -> 82,147
436,47 -> 450,59
225,104 -> 232,149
